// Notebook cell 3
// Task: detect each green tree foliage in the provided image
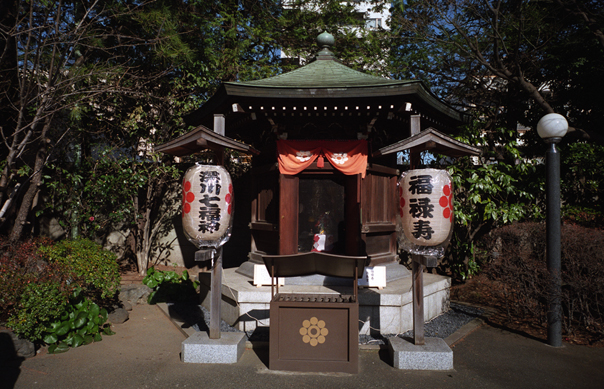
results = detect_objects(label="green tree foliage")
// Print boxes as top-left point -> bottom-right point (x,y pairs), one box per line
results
0,0 -> 193,244
560,142 -> 604,225
444,124 -> 543,279
279,1 -> 391,75
2,0 -> 387,275
390,0 -> 604,145
389,1 -> 603,278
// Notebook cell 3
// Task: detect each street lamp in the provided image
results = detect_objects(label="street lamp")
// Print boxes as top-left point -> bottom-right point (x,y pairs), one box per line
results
537,113 -> 568,348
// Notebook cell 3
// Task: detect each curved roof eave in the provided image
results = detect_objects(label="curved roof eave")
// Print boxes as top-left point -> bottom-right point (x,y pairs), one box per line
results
183,34 -> 468,127
184,79 -> 466,126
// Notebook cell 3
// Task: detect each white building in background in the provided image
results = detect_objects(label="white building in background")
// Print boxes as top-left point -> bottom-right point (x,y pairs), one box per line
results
353,1 -> 390,29
282,1 -> 389,28
280,1 -> 391,64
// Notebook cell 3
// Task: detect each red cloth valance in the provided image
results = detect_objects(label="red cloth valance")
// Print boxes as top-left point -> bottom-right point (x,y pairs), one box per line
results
277,140 -> 368,178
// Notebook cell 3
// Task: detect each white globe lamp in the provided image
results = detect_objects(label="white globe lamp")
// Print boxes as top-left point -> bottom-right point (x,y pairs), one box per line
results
537,113 -> 568,142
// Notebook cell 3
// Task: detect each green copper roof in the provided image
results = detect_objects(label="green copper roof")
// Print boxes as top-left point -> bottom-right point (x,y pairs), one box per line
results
184,32 -> 468,129
227,33 -> 412,89
232,54 -> 412,89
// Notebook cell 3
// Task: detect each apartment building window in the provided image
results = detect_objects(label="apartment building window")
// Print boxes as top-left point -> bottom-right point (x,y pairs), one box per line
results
366,18 -> 381,29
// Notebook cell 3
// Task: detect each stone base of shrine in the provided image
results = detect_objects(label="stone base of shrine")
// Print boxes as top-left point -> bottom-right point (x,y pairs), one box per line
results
198,268 -> 451,335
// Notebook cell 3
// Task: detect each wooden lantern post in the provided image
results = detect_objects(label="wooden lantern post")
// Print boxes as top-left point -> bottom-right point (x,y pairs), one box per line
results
155,120 -> 259,340
373,121 -> 481,346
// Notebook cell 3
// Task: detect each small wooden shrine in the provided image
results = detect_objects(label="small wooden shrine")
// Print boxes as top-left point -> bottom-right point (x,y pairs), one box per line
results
167,33 -> 476,281
158,33 -> 480,336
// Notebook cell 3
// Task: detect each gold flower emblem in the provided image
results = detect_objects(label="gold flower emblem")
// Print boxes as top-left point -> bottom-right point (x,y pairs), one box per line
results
299,317 -> 328,346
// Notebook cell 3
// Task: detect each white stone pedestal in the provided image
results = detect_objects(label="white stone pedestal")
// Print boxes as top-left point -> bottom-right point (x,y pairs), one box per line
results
181,331 -> 246,364
388,336 -> 453,370
198,268 -> 451,335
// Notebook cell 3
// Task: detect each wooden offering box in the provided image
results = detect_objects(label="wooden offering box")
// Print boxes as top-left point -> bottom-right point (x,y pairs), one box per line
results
262,252 -> 366,374
270,294 -> 358,373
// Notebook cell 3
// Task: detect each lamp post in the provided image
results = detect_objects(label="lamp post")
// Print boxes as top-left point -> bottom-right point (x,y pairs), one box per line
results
537,113 -> 568,348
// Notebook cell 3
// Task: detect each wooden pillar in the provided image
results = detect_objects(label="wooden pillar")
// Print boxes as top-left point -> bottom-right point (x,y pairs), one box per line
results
209,118 -> 226,339
345,174 -> 362,256
279,174 -> 299,255
412,255 -> 425,345
409,114 -> 425,345
214,114 -> 225,136
410,114 -> 421,169
210,247 -> 223,339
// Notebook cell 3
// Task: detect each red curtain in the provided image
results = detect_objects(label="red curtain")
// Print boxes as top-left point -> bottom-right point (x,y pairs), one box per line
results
277,140 -> 367,178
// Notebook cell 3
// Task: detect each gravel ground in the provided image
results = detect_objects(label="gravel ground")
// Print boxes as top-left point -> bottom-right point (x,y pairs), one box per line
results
167,301 -> 484,344
399,302 -> 484,338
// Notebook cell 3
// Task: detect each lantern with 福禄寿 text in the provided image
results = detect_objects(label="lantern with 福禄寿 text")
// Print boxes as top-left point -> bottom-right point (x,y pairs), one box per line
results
181,164 -> 234,249
397,169 -> 453,257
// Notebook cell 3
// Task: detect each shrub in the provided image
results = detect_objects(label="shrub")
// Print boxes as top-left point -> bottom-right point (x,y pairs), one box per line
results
0,237 -> 70,324
2,237 -> 119,349
484,222 -> 604,339
39,238 -> 121,301
143,267 -> 199,304
43,288 -> 115,354
6,281 -> 71,341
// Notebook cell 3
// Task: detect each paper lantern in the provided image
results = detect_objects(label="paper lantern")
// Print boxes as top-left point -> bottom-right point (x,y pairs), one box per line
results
397,169 -> 453,257
182,164 -> 234,249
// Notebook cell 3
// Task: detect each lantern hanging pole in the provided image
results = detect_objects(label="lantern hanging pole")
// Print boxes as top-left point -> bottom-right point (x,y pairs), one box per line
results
211,144 -> 226,340
408,133 -> 426,346
210,247 -> 223,339
412,255 -> 425,345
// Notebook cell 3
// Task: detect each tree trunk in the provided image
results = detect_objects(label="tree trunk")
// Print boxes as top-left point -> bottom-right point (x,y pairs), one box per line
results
136,250 -> 149,277
137,209 -> 153,276
9,142 -> 47,242
0,0 -> 19,207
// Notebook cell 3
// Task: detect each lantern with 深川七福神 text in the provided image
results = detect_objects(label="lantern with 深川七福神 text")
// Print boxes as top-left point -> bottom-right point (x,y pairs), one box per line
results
397,168 -> 453,258
181,163 -> 234,249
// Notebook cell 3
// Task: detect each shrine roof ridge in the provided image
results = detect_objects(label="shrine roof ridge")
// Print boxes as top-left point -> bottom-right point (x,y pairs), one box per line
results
227,59 -> 417,89
183,31 -> 469,128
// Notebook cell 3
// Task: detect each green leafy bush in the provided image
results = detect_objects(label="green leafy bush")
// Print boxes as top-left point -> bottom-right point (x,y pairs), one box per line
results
561,142 -> 604,222
143,267 -> 199,304
40,238 -> 121,300
0,237 -> 70,324
2,238 -> 119,350
440,124 -> 543,280
43,288 -> 115,354
6,281 -> 71,342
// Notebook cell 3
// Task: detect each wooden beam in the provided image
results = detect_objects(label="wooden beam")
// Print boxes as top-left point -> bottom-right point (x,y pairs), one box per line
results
155,126 -> 260,157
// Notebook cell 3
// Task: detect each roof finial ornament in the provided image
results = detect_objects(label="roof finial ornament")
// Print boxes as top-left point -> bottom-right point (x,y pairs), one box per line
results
316,31 -> 336,60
